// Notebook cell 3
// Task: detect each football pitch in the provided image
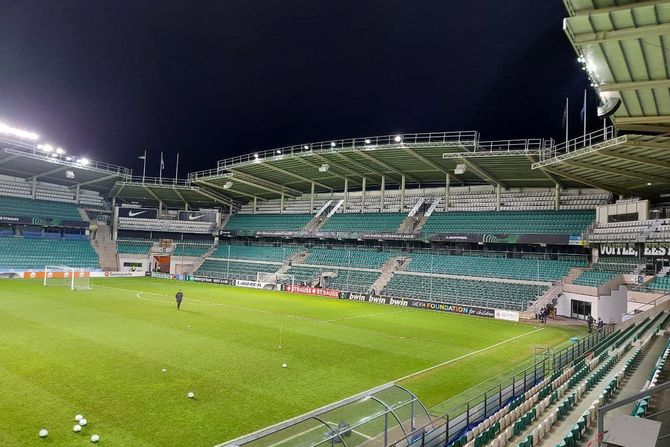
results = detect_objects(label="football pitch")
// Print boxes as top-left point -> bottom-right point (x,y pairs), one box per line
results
0,278 -> 584,446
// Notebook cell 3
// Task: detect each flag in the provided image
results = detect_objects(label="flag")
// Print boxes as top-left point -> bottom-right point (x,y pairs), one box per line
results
138,154 -> 146,160
160,152 -> 164,170
561,99 -> 568,128
580,90 -> 586,122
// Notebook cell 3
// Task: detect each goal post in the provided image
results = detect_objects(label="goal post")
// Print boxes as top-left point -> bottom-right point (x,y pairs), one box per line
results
257,272 -> 294,287
44,265 -> 92,290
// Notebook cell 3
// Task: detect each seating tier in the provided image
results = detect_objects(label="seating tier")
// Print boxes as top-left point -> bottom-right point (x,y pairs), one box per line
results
0,237 -> 99,269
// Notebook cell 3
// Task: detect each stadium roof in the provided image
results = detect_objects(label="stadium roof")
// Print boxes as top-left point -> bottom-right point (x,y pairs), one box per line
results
563,0 -> 670,133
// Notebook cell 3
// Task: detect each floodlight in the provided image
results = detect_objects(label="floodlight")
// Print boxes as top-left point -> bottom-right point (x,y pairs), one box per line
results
66,170 -> 75,179
365,139 -> 371,144
51,153 -> 58,158
647,182 -> 652,186
254,153 -> 259,159
65,156 -> 72,161
0,122 -> 39,140
331,141 -> 336,147
37,144 -> 54,152
56,147 -> 65,154
455,163 -> 466,175
276,149 -> 282,154
303,145 -> 309,150
394,135 -> 402,142
223,181 -> 233,189
79,158 -> 90,165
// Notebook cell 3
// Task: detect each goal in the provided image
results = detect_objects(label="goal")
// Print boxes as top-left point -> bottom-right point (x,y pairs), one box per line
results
43,265 -> 93,290
257,272 -> 294,287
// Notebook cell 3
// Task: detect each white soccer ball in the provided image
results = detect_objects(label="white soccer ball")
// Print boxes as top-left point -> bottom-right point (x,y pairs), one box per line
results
282,363 -> 288,368
91,434 -> 100,443
73,424 -> 82,433
80,418 -> 88,426
39,429 -> 48,438
187,391 -> 195,399
75,414 -> 83,422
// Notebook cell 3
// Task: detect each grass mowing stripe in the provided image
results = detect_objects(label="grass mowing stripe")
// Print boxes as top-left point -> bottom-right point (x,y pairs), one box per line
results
394,327 -> 544,383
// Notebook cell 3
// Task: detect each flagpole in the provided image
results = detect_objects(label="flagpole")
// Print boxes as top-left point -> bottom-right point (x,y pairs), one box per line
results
142,150 -> 147,184
565,97 -> 569,145
583,89 -> 587,139
175,153 -> 179,185
159,151 -> 163,184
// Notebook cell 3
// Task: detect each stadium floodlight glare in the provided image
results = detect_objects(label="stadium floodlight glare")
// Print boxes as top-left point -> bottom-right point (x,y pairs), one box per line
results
364,138 -> 371,144
51,153 -> 59,158
303,145 -> 309,150
223,181 -> 233,189
65,156 -> 72,161
37,143 -> 54,152
330,141 -> 336,147
66,170 -> 75,179
253,153 -> 259,159
394,135 -> 402,143
56,147 -> 65,154
276,149 -> 281,154
648,182 -> 652,186
79,158 -> 90,165
0,122 -> 39,140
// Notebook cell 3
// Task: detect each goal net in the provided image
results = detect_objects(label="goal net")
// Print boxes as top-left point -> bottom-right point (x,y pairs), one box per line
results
257,272 -> 294,287
44,265 -> 92,290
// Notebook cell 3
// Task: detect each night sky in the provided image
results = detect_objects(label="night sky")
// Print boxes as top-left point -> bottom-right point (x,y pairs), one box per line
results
0,1 -> 595,178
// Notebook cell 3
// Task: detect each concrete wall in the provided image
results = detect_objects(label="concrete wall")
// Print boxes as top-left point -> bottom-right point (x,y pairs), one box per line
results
557,286 -> 628,324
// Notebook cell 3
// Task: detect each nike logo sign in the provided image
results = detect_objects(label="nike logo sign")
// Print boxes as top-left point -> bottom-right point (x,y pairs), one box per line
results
127,210 -> 146,217
188,214 -> 204,220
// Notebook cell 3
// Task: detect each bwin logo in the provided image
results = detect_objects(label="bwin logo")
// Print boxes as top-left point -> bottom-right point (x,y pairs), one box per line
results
389,298 -> 408,307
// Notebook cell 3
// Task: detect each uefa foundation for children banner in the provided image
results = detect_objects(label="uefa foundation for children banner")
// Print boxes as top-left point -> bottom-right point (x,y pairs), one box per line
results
339,292 -> 496,318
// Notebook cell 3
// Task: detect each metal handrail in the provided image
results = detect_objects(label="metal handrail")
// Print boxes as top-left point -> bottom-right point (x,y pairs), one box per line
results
3,146 -> 132,177
540,126 -> 616,161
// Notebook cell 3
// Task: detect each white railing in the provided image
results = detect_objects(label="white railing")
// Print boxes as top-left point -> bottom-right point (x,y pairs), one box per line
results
3,146 -> 132,178
189,131 -> 479,179
539,126 -> 616,161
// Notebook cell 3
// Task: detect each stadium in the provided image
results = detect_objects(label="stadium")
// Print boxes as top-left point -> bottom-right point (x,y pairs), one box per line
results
2,1 -> 670,447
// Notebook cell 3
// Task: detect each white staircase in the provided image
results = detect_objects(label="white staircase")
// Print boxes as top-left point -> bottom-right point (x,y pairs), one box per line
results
370,256 -> 410,294
91,222 -> 117,271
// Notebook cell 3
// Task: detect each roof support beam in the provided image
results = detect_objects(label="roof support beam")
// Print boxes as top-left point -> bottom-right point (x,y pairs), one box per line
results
543,167 -> 634,197
320,153 -> 375,183
571,23 -> 670,45
0,154 -> 20,166
227,170 -> 301,197
356,150 -> 421,184
297,156 -> 363,185
615,115 -> 670,125
196,188 -> 235,207
459,157 -> 503,187
572,0 -> 670,16
262,163 -> 332,191
173,188 -> 190,209
562,160 -> 670,184
142,185 -> 164,205
527,155 -> 564,187
403,147 -> 463,184
600,79 -> 670,92
29,165 -> 69,180
198,179 -> 261,201
598,150 -> 670,169
70,173 -> 119,188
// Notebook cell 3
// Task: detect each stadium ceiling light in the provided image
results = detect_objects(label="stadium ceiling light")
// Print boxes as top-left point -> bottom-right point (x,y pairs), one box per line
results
37,143 -> 54,152
648,182 -> 652,186
0,122 -> 39,140
56,147 -> 65,154
79,158 -> 90,165
330,141 -> 336,147
276,149 -> 282,154
254,153 -> 259,159
303,145 -> 309,150
65,156 -> 72,161
51,153 -> 58,158
394,135 -> 402,143
364,139 -> 371,144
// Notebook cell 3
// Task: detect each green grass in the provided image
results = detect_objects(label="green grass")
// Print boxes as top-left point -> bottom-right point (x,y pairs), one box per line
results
0,278 -> 584,446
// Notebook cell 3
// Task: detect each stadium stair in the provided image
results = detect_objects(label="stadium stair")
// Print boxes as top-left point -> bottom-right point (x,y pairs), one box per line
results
91,222 -> 118,271
370,256 -> 411,294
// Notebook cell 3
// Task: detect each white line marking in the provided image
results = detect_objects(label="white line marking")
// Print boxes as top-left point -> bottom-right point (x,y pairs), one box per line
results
324,310 -> 406,322
394,327 -> 545,383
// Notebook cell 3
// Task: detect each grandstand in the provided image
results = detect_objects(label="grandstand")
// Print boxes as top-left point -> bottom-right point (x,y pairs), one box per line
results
2,1 -> 670,444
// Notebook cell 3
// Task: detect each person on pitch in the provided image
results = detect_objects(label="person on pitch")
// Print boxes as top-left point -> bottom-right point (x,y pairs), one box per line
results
175,289 -> 184,310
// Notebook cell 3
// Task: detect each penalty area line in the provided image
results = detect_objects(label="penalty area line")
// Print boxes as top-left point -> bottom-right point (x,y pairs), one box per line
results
394,327 -> 545,383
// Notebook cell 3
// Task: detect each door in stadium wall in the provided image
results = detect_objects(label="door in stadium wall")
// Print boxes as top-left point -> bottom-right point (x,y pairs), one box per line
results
153,255 -> 170,273
570,299 -> 591,320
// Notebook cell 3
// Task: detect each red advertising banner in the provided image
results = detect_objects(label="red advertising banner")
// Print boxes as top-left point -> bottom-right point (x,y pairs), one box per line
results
285,285 -> 339,298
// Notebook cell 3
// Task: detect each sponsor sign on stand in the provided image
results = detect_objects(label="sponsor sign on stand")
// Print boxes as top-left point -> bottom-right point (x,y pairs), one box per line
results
178,211 -> 217,223
235,280 -> 276,290
599,244 -> 670,257
285,285 -> 339,298
151,272 -> 174,280
339,292 -> 496,317
188,276 -> 233,285
494,309 -> 520,322
118,207 -> 158,219
0,215 -> 89,228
